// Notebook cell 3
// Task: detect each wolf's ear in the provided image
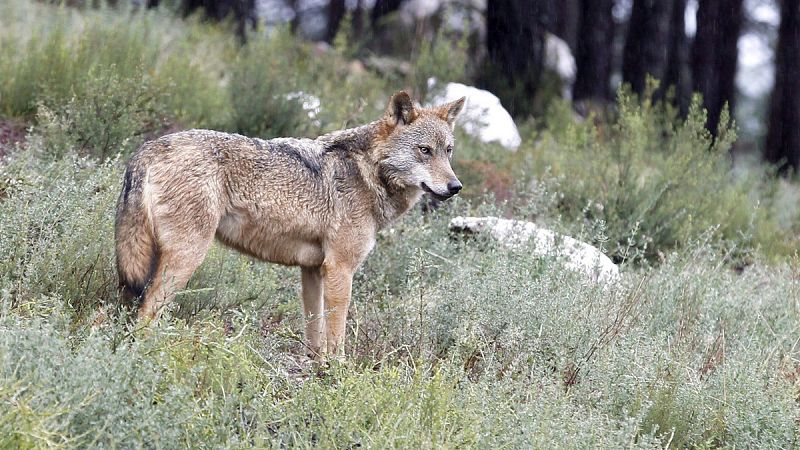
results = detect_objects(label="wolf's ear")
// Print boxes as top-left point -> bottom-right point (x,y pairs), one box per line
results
437,96 -> 466,129
386,91 -> 418,126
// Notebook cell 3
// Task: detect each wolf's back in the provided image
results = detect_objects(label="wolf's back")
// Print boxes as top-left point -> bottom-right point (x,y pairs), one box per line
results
114,160 -> 159,304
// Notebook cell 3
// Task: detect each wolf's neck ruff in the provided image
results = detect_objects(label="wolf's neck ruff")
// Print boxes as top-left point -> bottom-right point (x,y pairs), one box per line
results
318,120 -> 423,228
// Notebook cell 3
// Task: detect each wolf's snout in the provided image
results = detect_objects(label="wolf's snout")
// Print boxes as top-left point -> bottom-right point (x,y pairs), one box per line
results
447,179 -> 463,195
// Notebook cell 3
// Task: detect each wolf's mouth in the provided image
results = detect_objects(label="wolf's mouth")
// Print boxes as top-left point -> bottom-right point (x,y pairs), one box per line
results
421,182 -> 454,201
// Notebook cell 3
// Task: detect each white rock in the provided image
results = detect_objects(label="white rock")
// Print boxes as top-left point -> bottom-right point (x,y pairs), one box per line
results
449,216 -> 620,285
544,33 -> 576,99
427,80 -> 522,151
401,0 -> 442,22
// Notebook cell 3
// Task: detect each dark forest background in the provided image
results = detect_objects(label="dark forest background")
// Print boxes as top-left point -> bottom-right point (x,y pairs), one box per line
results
152,0 -> 800,174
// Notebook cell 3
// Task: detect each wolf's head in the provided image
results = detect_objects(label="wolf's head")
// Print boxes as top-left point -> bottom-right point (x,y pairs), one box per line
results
375,91 -> 466,200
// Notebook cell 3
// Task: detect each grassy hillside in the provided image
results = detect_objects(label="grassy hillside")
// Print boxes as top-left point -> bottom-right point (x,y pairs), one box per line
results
1,2 -> 798,448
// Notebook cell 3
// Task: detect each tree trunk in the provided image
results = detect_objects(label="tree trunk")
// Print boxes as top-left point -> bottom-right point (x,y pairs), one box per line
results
691,0 -> 744,135
573,0 -> 614,102
182,0 -> 257,44
352,0 -> 365,38
325,0 -> 347,43
549,0 -> 580,52
765,0 -> 800,173
285,0 -> 300,34
659,0 -> 690,114
622,0 -> 675,96
483,0 -> 549,117
371,0 -> 404,26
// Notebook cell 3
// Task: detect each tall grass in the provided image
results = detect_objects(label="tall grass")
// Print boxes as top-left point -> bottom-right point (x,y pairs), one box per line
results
2,154 -> 798,448
0,2 -> 798,448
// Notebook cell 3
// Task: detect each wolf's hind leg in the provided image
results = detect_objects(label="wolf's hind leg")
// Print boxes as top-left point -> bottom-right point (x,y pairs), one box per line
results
301,266 -> 325,359
138,219 -> 217,320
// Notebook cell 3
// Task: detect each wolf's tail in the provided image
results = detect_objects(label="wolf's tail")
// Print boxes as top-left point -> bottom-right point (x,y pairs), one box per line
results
114,164 -> 159,306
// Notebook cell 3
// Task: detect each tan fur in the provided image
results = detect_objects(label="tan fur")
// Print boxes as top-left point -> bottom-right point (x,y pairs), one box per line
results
115,91 -> 465,358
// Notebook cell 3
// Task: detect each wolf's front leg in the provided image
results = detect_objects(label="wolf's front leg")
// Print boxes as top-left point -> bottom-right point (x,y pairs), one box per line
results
301,266 -> 326,359
321,261 -> 354,357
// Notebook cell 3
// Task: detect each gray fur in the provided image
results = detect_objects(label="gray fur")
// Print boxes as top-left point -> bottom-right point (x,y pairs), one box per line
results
115,91 -> 466,358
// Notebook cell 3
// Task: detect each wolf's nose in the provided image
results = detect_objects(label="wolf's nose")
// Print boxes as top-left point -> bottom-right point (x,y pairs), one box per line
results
447,180 -> 463,194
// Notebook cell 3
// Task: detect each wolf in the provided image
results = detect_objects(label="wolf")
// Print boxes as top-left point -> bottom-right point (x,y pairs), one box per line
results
115,91 -> 465,357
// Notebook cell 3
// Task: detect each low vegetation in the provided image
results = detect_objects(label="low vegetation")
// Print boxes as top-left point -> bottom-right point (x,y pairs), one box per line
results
0,2 -> 798,448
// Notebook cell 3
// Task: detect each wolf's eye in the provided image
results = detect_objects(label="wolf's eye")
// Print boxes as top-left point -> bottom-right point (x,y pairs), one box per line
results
418,145 -> 432,155
446,145 -> 453,155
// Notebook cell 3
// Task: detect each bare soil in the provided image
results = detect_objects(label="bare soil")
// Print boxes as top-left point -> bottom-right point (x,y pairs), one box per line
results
0,118 -> 28,160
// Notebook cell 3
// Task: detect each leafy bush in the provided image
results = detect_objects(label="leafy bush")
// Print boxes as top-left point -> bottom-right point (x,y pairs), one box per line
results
0,154 -> 120,320
0,5 -> 161,119
152,48 -> 233,130
519,85 -> 794,262
0,2 -> 234,143
410,25 -> 470,100
32,69 -> 167,159
227,31 -> 315,139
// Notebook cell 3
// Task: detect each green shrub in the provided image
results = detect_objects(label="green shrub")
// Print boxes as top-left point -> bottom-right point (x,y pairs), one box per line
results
227,31 -> 316,139
0,154 -> 120,320
0,315 -> 285,448
523,84 -> 794,262
353,218 -> 800,447
0,4 -> 161,119
0,2 -> 235,138
153,49 -> 233,130
410,23 -> 470,100
32,68 -> 167,160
